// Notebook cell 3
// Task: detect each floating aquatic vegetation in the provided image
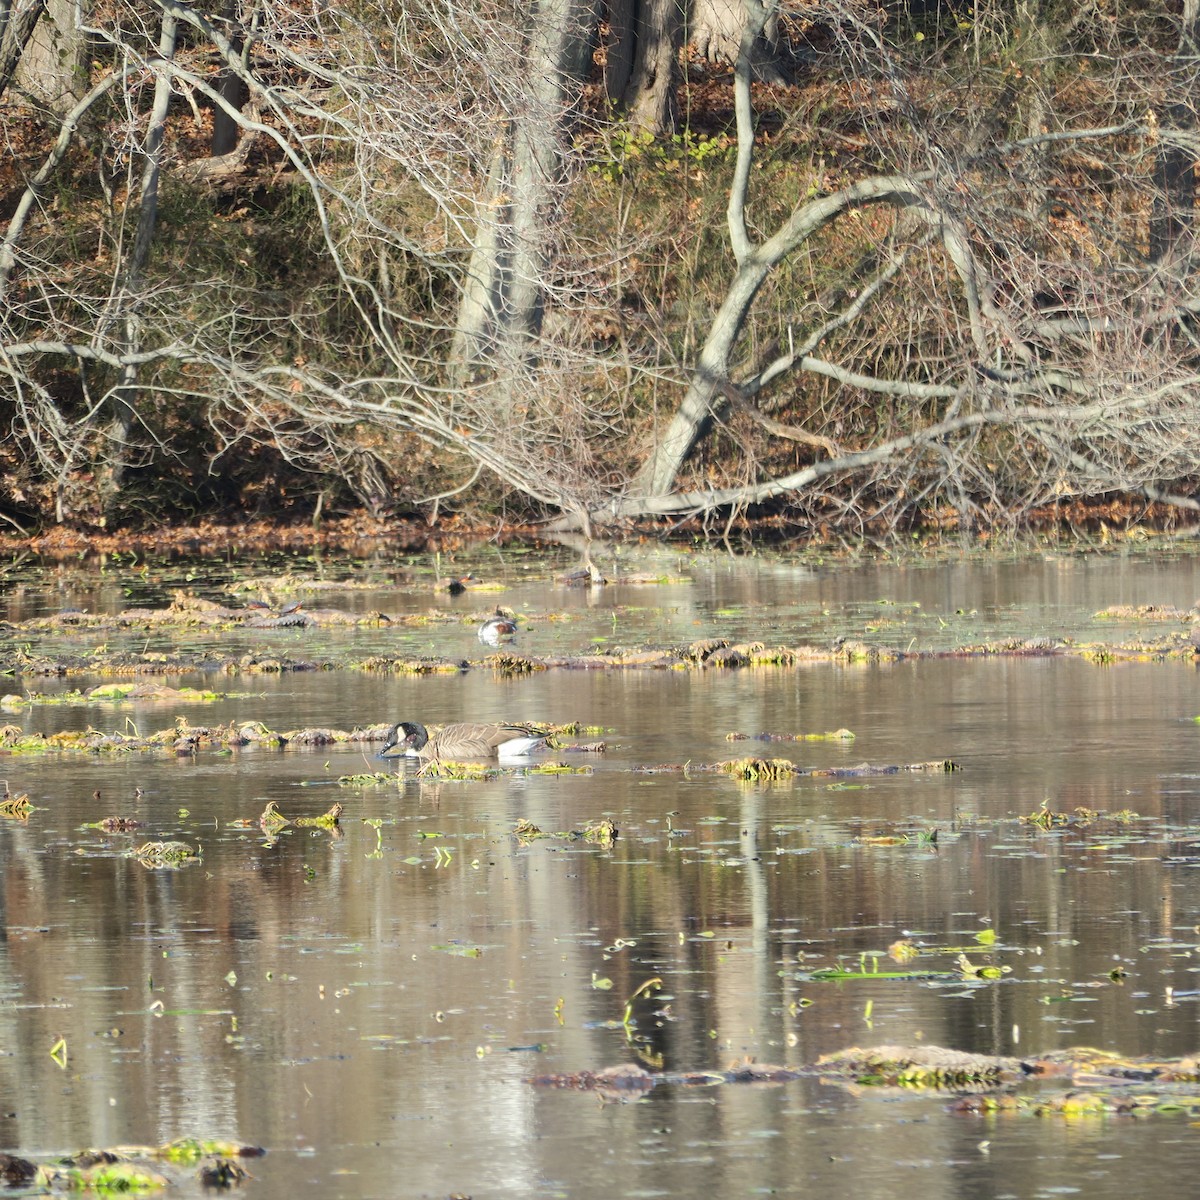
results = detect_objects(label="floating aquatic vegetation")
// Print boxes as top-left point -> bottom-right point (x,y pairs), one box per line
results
677,639 -> 797,668
856,828 -> 938,847
147,1139 -> 265,1165
531,1042 -> 1200,1113
1093,604 -> 1192,621
888,938 -> 920,962
47,1160 -> 170,1190
417,760 -> 499,780
706,643 -> 782,667
354,656 -> 465,675
285,728 -> 343,746
802,963 -> 954,982
6,586 -> 1200,678
432,943 -> 482,958
129,841 -> 201,868
513,817 -> 618,846
680,637 -> 727,661
483,653 -> 545,674
0,784 -> 32,820
584,819 -> 618,846
834,639 -> 902,663
257,801 -> 291,830
1020,802 -> 1111,829
23,1138 -> 267,1192
817,1045 -> 1020,1088
951,1089 -> 1200,1117
85,815 -> 144,832
3,685 -> 233,708
955,953 -> 1010,980
231,720 -> 285,747
614,976 -> 665,1054
0,716 -> 386,757
718,757 -> 797,781
810,759 -> 960,776
528,1063 -> 756,1094
294,804 -> 343,828
336,772 -> 399,786
513,818 -> 546,841
530,1057 -> 818,1094
801,930 -> 1008,981
196,1157 -> 251,1188
86,683 -> 224,702
611,573 -> 689,585
1024,804 -> 1142,831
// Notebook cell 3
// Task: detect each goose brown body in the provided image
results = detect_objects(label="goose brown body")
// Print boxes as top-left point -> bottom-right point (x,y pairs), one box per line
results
379,721 -> 549,761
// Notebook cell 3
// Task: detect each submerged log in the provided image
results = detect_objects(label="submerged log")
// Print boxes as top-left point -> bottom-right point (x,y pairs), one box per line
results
529,1044 -> 1200,1114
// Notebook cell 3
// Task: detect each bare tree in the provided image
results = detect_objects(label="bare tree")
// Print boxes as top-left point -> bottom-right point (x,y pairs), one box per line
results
1150,0 -> 1199,265
92,9 -> 178,517
612,0 -> 1200,529
6,0 -> 1200,535
449,0 -> 597,380
0,0 -> 635,524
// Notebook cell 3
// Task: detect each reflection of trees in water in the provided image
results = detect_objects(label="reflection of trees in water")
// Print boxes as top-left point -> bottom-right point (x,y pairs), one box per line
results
0,657 -> 1195,1183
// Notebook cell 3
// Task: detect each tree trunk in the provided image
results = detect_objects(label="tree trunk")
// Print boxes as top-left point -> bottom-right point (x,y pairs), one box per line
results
449,0 -> 597,382
1149,0 -> 1199,266
603,0 -> 636,104
0,0 -> 46,102
98,10 -> 178,520
634,0 -> 771,496
210,0 -> 249,155
689,0 -> 786,84
12,0 -> 84,111
604,0 -> 682,137
1150,121 -> 1195,264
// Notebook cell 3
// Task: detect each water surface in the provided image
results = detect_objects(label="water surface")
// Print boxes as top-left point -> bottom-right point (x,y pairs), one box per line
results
3,543 -> 1200,1197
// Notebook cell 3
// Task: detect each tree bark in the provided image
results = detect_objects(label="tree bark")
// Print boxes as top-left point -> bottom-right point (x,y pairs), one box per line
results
97,10 -> 178,520
604,0 -> 682,137
12,0 -> 84,111
603,0 -> 635,105
449,0 -> 597,381
633,0 -> 781,497
689,0 -> 786,84
0,0 -> 46,101
210,0 -> 249,155
1149,0 -> 1199,265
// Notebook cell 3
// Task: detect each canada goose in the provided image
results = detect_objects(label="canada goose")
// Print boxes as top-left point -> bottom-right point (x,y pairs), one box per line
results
379,720 -> 549,761
478,609 -> 519,646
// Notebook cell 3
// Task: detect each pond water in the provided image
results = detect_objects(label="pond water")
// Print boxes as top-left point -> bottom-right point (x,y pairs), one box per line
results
3,541 -> 1200,1197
